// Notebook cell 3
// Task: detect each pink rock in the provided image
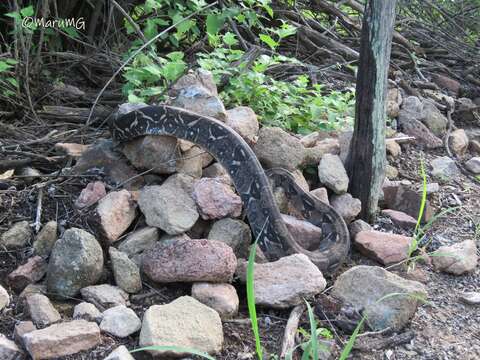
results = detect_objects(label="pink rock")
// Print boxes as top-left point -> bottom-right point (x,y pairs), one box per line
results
193,178 -> 242,220
225,106 -> 259,144
310,187 -> 329,205
382,183 -> 433,223
431,73 -> 461,95
7,256 -> 47,293
449,129 -> 469,157
191,283 -> 239,319
142,238 -> 237,283
354,230 -> 413,266
95,190 -> 137,243
75,181 -> 107,208
382,209 -> 417,230
281,214 -> 322,250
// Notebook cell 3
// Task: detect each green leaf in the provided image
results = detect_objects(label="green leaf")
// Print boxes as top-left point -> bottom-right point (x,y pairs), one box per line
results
20,5 -> 34,17
6,77 -> 18,88
223,32 -> 238,46
166,51 -> 184,61
206,13 -> 222,36
143,64 -> 162,77
259,34 -> 278,50
305,300 -> 319,360
131,345 -> 215,359
0,61 -> 13,72
247,232 -> 263,359
128,94 -> 145,103
63,27 -> 79,38
140,86 -> 164,96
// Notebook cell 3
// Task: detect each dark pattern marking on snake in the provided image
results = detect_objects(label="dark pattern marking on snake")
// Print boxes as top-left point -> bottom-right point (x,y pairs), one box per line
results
112,105 -> 350,273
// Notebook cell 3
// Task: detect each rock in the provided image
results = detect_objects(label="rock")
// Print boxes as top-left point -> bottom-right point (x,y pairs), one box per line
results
171,69 -> 218,97
300,131 -> 322,148
330,193 -> 361,223
421,100 -> 448,136
207,218 -> 251,259
25,294 -> 61,328
456,97 -> 477,122
109,247 -> 142,294
122,135 -> 180,174
318,154 -> 349,194
386,88 -> 402,118
459,292 -> 480,305
465,157 -> 480,174
172,85 -> 227,121
425,182 -> 440,194
54,142 -> 89,158
193,178 -> 242,220
177,145 -> 205,178
381,209 -> 417,230
236,254 -> 326,309
432,240 -> 478,275
0,335 -> 24,360
139,296 -> 223,356
80,284 -> 129,311
142,238 -> 237,283
354,230 -> 413,266
14,321 -> 36,344
254,127 -> 305,170
75,181 -> 106,208
281,214 -> 322,250
471,139 -> 480,153
95,190 -> 137,244
386,139 -> 401,157
47,228 -> 104,298
73,140 -> 144,190
449,129 -> 469,157
385,164 -> 399,179
203,162 -> 229,179
331,265 -> 427,331
225,106 -> 259,144
431,73 -> 461,95
303,138 -> 341,165
191,283 -> 239,319
310,187 -> 329,204
431,156 -> 461,182
0,285 -> 9,311
338,130 -> 353,163
18,284 -> 46,306
382,183 -> 433,222
33,221 -> 57,257
138,183 -> 199,235
22,320 -> 101,359
104,345 -> 135,360
7,256 -> 47,292
100,305 -> 141,338
118,227 -> 159,258
348,219 -> 372,239
0,221 -> 31,249
73,302 -> 102,323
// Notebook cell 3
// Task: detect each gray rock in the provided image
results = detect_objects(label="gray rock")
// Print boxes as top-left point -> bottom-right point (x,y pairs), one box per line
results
33,221 -> 57,257
318,154 -> 349,194
104,345 -> 135,360
139,296 -> 223,356
331,265 -> 427,330
22,320 -> 101,359
116,102 -> 148,116
207,218 -> 251,259
459,292 -> 480,305
170,69 -> 218,97
118,227 -> 159,258
47,228 -> 104,298
0,221 -> 31,249
73,302 -> 103,323
95,190 -> 137,244
303,139 -> 340,166
421,100 -> 448,136
26,294 -> 61,328
253,127 -> 305,170
191,283 -> 239,319
142,238 -> 237,283
80,284 -> 129,311
109,247 -> 142,294
386,139 -> 401,157
100,305 -> 141,338
348,219 -> 371,239
236,254 -> 326,309
465,157 -> 480,174
0,335 -> 24,360
172,85 -> 227,121
431,156 -> 460,182
225,106 -> 259,144
432,240 -> 478,275
0,285 -> 9,311
193,178 -> 242,220
122,135 -> 180,174
177,145 -> 205,178
310,187 -> 330,205
138,183 -> 199,235
330,193 -> 362,223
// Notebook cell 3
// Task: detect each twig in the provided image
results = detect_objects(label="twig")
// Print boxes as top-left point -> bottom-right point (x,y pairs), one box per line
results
110,0 -> 147,44
280,303 -> 305,358
34,187 -> 44,233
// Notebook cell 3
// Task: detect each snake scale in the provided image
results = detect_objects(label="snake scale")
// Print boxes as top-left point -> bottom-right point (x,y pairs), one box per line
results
112,105 -> 350,273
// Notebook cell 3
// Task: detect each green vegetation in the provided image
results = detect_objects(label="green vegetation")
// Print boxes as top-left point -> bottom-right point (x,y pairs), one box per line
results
132,345 -> 215,359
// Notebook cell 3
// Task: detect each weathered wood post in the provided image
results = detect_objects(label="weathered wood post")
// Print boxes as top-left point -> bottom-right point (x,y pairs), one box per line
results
346,0 -> 397,221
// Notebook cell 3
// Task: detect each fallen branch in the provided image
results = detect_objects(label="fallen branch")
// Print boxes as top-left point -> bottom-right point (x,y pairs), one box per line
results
280,303 -> 305,358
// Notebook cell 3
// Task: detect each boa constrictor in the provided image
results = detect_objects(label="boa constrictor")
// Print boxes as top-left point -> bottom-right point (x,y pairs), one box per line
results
112,105 -> 350,273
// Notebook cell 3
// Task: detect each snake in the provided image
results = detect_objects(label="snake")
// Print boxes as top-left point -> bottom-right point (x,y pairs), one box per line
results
111,105 -> 350,273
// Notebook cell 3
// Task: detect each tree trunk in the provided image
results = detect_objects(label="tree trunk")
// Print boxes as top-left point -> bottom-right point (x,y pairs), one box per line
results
346,0 -> 396,221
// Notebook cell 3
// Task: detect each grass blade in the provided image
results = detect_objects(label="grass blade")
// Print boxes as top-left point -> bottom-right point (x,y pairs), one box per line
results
131,345 -> 216,359
338,316 -> 366,360
305,300 -> 319,360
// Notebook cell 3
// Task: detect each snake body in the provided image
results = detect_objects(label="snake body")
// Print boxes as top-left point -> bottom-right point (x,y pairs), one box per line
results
112,105 -> 349,273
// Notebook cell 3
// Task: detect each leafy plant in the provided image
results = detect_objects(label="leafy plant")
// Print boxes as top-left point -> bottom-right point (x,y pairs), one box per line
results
0,58 -> 19,98
131,345 -> 215,359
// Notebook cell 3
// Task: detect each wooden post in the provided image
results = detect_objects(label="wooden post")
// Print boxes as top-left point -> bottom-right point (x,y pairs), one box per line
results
346,0 -> 396,221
